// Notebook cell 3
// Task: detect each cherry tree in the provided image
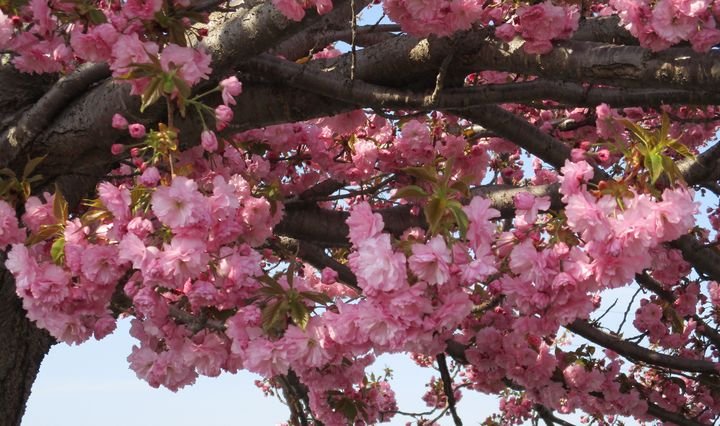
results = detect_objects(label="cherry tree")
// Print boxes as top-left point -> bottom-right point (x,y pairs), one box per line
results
2,0 -> 720,425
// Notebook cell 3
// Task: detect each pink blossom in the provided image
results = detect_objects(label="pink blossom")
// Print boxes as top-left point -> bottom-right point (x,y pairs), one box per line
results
22,193 -> 57,233
516,1 -> 579,54
160,44 -> 212,86
160,236 -> 210,285
124,0 -> 163,20
0,11 -> 12,50
220,76 -> 242,106
242,338 -> 289,377
409,235 -> 452,286
463,197 -> 499,251
281,319 -> 331,368
690,26 -> 720,52
514,193 -> 550,225
272,0 -> 307,21
349,234 -> 407,293
397,120 -> 433,165
70,24 -> 118,62
151,176 -> 209,230
97,182 -> 131,224
110,33 -> 158,76
81,245 -> 124,286
0,200 -> 24,247
346,201 -> 384,246
495,23 -> 517,42
184,332 -> 228,377
673,0 -> 709,17
558,160 -> 594,201
651,0 -> 696,44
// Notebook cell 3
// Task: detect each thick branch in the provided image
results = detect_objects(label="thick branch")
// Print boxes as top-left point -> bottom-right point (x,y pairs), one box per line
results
251,54 -> 720,114
566,320 -> 719,374
462,39 -> 720,92
0,63 -> 111,169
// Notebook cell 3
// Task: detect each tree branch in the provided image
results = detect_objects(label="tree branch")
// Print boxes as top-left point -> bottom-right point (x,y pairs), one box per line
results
566,320 -> 719,374
436,353 -> 463,426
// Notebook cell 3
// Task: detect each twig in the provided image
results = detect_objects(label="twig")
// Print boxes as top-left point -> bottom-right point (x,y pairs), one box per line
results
616,288 -> 641,335
350,0 -> 357,80
436,353 -> 463,426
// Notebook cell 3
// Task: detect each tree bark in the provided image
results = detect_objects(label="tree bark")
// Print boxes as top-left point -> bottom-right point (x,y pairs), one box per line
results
0,256 -> 55,426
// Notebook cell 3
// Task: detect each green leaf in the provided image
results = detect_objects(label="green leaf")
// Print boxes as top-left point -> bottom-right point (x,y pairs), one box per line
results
401,166 -> 438,183
666,140 -> 695,159
53,186 -> 69,222
162,76 -> 175,95
26,223 -> 61,245
22,155 -> 46,180
287,263 -> 296,288
257,274 -> 285,295
447,201 -> 469,238
662,156 -> 684,184
0,167 -> 16,178
449,179 -> 471,197
391,185 -> 428,200
424,196 -> 446,234
261,299 -> 288,333
50,236 -> 65,265
647,152 -> 663,184
87,8 -> 107,24
333,398 -> 358,423
140,77 -> 162,113
621,119 -> 653,148
659,111 -> 670,145
288,300 -> 309,329
300,291 -> 332,305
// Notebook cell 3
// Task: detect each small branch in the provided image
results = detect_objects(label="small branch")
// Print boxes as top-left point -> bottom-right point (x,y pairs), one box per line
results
615,288 -> 640,335
646,401 -> 707,426
350,0 -> 357,80
534,405 -> 578,426
436,353 -> 463,426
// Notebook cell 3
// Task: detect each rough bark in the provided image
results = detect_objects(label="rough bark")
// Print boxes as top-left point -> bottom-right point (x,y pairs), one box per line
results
0,256 -> 55,426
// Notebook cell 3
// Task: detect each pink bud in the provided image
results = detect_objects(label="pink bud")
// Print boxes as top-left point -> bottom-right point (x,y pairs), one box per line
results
140,166 -> 160,186
321,267 -> 338,284
596,148 -> 611,163
128,123 -> 146,139
112,113 -> 129,129
201,130 -> 218,152
111,144 -> 125,155
130,147 -> 140,157
215,105 -> 233,131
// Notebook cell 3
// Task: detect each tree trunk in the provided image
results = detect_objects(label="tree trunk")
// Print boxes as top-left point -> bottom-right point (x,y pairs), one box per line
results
0,256 -> 55,426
